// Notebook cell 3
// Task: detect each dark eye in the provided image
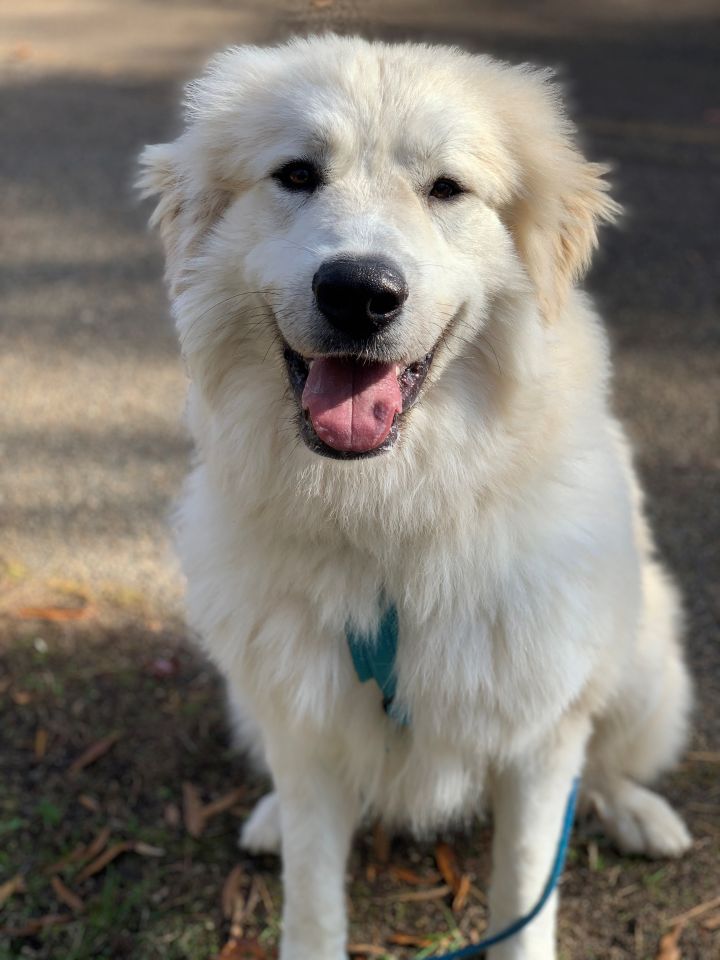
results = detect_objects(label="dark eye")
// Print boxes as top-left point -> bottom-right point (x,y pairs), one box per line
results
429,177 -> 462,200
274,160 -> 321,193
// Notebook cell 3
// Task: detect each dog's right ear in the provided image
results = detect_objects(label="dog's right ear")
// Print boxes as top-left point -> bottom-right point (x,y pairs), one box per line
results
137,139 -> 232,295
137,142 -> 187,290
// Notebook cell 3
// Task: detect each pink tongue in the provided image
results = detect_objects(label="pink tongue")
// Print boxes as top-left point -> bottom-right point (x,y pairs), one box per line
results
302,357 -> 402,453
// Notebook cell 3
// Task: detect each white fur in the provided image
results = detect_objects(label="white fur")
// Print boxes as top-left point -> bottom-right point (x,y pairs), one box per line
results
139,35 -> 692,960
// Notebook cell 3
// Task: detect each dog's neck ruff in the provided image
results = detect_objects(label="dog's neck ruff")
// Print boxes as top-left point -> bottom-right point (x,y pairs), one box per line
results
345,602 -> 579,957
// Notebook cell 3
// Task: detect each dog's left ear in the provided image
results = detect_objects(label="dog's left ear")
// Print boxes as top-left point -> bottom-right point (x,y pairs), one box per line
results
500,69 -> 621,322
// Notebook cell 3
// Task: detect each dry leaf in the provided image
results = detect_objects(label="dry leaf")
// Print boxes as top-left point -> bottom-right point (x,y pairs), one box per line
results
83,826 -> 111,862
164,802 -> 181,828
388,865 -> 439,886
16,604 -> 89,622
43,842 -> 88,875
222,865 -> 246,920
182,784 -> 245,838
687,751 -> 720,764
50,876 -> 84,913
0,914 -> 71,937
0,875 -> 25,907
77,794 -> 100,813
668,894 -> 720,927
377,884 -> 451,903
372,821 -> 391,864
435,841 -> 462,895
132,841 -> 165,857
11,690 -> 32,705
452,873 -> 471,913
34,727 -> 48,760
203,788 -> 246,820
387,932 -> 434,947
348,945 -> 387,957
68,732 -> 121,776
217,937 -> 266,959
76,841 -> 132,882
655,924 -> 683,960
701,912 -> 720,932
311,0 -> 336,7
254,873 -> 274,916
182,782 -> 205,838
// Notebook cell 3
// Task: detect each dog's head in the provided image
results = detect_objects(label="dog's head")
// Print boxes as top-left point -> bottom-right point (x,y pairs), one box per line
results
139,36 -> 618,462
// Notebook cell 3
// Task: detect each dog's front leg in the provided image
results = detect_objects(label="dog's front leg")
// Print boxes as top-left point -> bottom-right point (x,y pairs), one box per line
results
487,718 -> 590,960
268,737 -> 359,960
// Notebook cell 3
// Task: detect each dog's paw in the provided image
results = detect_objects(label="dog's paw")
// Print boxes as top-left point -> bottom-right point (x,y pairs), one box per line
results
591,781 -> 692,859
239,791 -> 281,855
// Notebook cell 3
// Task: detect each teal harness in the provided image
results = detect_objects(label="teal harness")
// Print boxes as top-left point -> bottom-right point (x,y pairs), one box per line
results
345,602 -> 408,724
344,602 -> 580,959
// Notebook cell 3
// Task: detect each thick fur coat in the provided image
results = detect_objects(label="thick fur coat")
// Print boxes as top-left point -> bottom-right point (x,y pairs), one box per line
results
139,36 -> 692,960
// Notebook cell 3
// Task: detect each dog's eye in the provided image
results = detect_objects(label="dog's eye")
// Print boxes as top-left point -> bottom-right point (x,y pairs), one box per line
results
429,178 -> 462,200
274,160 -> 321,193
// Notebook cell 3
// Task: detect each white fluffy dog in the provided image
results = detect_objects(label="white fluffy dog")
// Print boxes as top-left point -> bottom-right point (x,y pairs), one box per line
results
140,35 -> 692,960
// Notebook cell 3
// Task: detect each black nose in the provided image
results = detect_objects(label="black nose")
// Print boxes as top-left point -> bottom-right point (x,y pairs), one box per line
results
313,257 -> 408,339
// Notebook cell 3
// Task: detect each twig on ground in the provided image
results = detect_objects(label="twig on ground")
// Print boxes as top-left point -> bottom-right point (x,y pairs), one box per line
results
68,732 -> 121,776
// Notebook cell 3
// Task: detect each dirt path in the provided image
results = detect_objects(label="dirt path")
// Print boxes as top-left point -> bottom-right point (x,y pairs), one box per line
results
1,2 -> 718,958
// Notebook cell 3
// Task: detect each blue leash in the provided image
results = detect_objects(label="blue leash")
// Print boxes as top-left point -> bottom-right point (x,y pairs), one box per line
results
419,776 -> 580,958
346,603 -> 581,957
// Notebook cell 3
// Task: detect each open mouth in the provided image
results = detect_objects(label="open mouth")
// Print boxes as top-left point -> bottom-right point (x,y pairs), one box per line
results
283,346 -> 434,459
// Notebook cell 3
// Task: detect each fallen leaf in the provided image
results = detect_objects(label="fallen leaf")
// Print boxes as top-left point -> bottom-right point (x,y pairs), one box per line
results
217,937 -> 266,959
34,727 -> 48,760
11,690 -> 32,705
435,841 -> 462,895
77,794 -> 100,813
132,841 -> 165,857
348,945 -> 386,957
388,865 -> 440,886
668,894 -> 720,927
182,782 -> 205,838
701,912 -> 720,931
76,841 -> 132,882
43,842 -> 88,875
0,875 -> 25,907
164,802 -> 181,827
387,932 -> 434,947
376,884 -> 451,903
452,873 -> 471,913
16,604 -> 89,622
182,784 -> 245,838
687,750 -> 720,764
68,732 -> 121,776
311,0 -> 336,7
203,787 -> 246,821
0,914 -> 71,937
372,821 -> 391,864
222,865 -> 246,919
655,924 -> 683,960
83,826 -> 111,862
50,875 -> 84,913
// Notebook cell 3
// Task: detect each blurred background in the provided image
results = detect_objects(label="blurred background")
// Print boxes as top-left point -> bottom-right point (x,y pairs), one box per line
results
1,2 -> 718,958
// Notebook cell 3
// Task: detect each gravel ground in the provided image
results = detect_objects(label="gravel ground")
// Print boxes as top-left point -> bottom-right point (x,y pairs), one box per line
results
1,2 -> 718,958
